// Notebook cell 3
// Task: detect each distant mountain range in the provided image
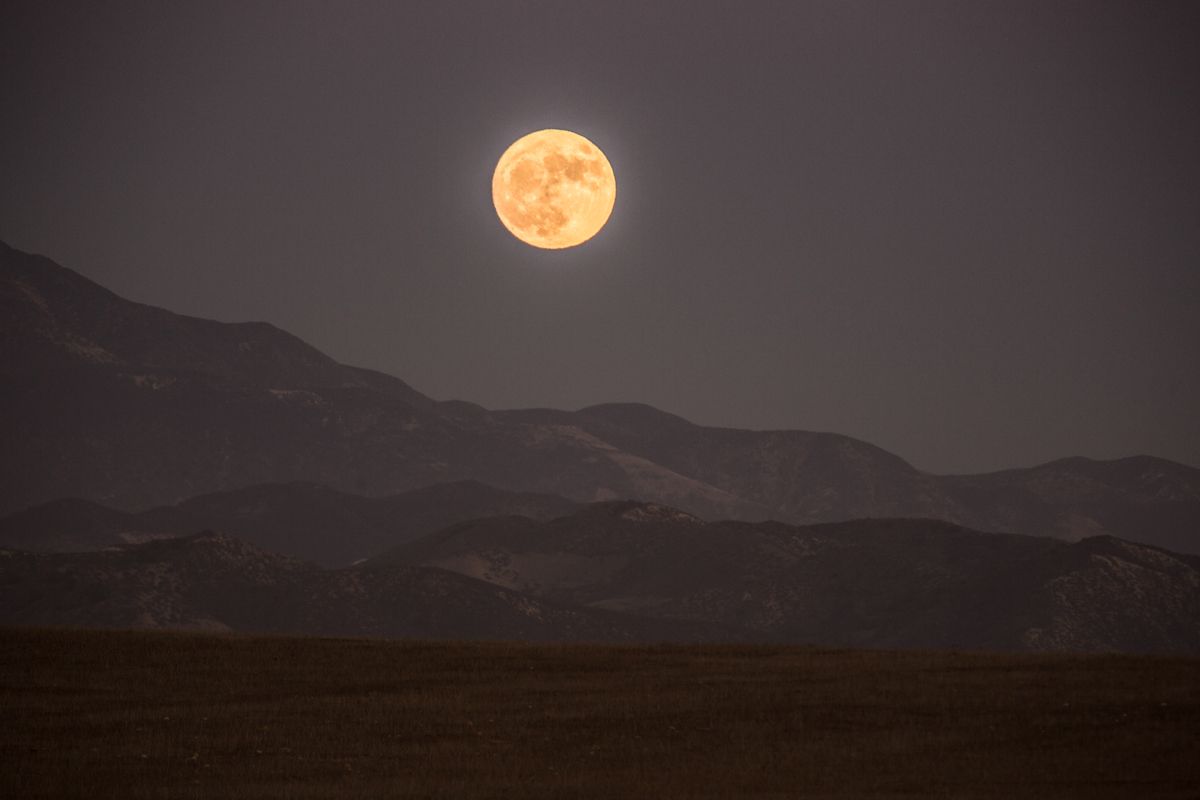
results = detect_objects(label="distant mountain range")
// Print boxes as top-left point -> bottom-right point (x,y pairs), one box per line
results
3,504 -> 1197,654
0,531 -> 726,643
3,241 -> 1197,554
0,481 -> 577,567
3,240 -> 1199,654
366,502 -> 1200,654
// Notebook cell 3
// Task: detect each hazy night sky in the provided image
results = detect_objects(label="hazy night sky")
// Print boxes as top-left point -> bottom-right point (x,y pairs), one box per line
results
2,1 -> 1198,473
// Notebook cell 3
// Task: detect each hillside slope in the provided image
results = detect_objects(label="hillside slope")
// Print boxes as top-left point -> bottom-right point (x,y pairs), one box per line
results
0,532 -> 730,643
0,481 -> 578,566
370,502 -> 1200,654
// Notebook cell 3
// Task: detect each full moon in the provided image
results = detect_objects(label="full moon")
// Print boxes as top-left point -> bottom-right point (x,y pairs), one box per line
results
492,129 -> 616,249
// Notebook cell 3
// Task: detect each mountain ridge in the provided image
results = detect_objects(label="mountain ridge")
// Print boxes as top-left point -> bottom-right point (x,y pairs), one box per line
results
3,241 -> 1197,554
0,529 -> 745,643
366,502 -> 1200,655
3,506 -> 1196,654
0,480 -> 579,566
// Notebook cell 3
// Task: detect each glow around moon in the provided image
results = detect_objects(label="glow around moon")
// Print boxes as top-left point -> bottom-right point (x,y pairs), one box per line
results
492,129 -> 616,249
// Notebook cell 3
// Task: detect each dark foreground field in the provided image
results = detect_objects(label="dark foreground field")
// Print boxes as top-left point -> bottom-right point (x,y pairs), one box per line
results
2,629 -> 1198,799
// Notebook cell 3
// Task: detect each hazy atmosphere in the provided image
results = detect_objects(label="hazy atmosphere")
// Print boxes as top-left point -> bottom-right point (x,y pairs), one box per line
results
5,5 -> 1200,796
3,0 -> 1198,473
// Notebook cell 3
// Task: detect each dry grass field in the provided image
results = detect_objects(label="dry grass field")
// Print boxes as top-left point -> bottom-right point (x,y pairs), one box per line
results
2,627 -> 1198,798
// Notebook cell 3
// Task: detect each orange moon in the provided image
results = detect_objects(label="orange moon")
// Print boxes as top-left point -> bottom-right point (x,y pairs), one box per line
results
492,129 -> 616,249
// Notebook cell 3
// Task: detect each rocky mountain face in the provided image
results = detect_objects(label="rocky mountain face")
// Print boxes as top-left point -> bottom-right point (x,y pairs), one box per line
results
0,532 -> 731,643
368,502 -> 1200,655
0,481 -> 578,567
3,241 -> 1198,554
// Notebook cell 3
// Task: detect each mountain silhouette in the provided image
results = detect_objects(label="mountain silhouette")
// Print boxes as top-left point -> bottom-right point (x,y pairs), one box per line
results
0,531 -> 733,643
0,481 -> 578,566
3,507 -> 1196,654
368,502 -> 1200,654
3,240 -> 1197,554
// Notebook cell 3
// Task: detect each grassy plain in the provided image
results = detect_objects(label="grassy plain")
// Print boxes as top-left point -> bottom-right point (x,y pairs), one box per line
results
2,627 -> 1198,798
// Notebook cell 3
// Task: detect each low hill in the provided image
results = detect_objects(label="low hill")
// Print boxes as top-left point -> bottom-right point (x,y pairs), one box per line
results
369,502 -> 1200,654
0,480 -> 578,566
0,532 -> 731,643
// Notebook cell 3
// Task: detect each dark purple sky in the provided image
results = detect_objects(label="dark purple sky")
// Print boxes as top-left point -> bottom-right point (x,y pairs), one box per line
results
3,1 -> 1198,473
